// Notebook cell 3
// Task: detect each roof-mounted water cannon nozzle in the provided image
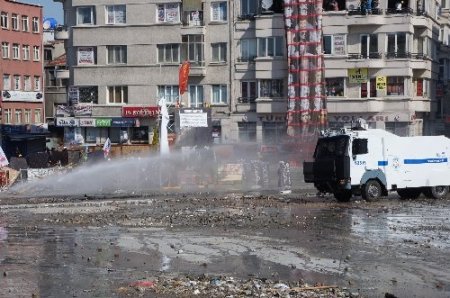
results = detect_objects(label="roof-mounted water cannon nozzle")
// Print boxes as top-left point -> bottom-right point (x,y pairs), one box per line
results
354,118 -> 368,130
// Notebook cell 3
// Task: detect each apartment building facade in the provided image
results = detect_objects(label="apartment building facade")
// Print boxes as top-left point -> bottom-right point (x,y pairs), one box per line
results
322,0 -> 450,136
54,0 -> 231,146
54,0 -> 450,148
0,0 -> 45,127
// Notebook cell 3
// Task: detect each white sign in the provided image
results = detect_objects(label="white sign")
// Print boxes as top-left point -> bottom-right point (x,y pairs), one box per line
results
179,112 -> 208,127
2,91 -> 43,102
68,86 -> 79,104
56,105 -> 72,117
73,104 -> 92,116
0,146 -> 9,167
77,47 -> 95,65
56,117 -> 79,127
79,118 -> 95,127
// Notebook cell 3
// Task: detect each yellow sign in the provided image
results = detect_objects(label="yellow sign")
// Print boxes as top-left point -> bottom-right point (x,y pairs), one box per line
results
376,76 -> 387,90
348,68 -> 368,83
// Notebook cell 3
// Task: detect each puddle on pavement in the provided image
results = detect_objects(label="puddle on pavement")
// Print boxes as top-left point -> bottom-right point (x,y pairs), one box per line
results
0,202 -> 449,297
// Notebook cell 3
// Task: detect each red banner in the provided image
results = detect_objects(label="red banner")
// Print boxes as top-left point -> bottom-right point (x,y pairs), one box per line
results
179,61 -> 190,96
122,106 -> 159,118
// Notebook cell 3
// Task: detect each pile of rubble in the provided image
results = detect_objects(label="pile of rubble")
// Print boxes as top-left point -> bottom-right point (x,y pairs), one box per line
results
118,274 -> 357,297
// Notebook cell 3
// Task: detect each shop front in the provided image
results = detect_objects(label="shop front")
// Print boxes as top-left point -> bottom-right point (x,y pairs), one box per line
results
328,112 -> 422,136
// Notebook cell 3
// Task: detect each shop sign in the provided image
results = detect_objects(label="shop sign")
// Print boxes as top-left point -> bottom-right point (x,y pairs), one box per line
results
348,68 -> 368,83
122,106 -> 159,118
79,118 -> 96,127
111,118 -> 135,127
376,76 -> 386,90
56,117 -> 79,127
2,91 -> 43,102
95,118 -> 112,127
330,113 -> 415,123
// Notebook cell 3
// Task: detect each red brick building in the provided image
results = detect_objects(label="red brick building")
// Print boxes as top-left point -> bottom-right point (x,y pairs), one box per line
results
1,0 -> 44,125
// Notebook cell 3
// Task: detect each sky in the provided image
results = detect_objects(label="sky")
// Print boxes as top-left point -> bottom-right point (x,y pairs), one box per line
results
20,0 -> 64,24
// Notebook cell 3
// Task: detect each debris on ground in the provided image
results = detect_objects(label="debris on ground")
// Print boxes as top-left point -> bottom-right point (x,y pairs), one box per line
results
120,274 -> 353,297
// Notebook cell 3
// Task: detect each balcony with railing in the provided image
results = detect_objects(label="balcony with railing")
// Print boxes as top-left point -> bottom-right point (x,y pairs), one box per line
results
347,52 -> 382,59
181,11 -> 205,34
235,97 -> 256,112
54,25 -> 69,40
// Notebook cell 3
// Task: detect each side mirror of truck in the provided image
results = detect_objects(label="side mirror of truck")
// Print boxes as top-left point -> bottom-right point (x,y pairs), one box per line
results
352,138 -> 368,155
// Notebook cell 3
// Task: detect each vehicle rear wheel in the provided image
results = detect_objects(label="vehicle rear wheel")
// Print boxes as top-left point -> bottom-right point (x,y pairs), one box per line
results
362,180 -> 382,201
423,186 -> 449,199
334,190 -> 352,202
397,188 -> 422,200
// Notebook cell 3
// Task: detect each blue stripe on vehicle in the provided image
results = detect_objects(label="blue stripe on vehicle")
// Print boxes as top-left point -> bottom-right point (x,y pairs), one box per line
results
378,161 -> 388,166
404,158 -> 448,164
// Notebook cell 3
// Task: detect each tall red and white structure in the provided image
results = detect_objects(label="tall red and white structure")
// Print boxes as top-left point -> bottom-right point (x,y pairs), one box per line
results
284,0 -> 327,136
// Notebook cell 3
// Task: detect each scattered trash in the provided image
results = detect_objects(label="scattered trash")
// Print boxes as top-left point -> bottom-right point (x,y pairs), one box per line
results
119,275 -> 347,297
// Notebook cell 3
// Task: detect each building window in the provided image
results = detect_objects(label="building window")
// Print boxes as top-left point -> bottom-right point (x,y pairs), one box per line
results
4,109 -> 12,124
387,33 -> 408,58
157,3 -> 180,23
241,0 -> 258,17
77,6 -> 95,25
183,10 -> 203,26
15,109 -> 22,124
24,76 -> 31,91
361,34 -> 378,58
107,86 -> 128,104
212,85 -> 227,104
22,45 -> 30,60
77,47 -> 96,65
107,45 -> 127,64
22,16 -> 29,31
211,2 -> 227,21
387,76 -> 404,95
241,81 -> 256,103
157,44 -> 180,63
12,44 -> 20,59
259,79 -> 283,97
44,49 -> 52,61
78,86 -> 98,104
323,34 -> 346,55
188,85 -> 204,107
33,46 -> 40,61
34,109 -> 42,123
24,109 -> 31,124
12,14 -> 18,30
211,43 -> 226,62
131,127 -> 149,144
34,76 -> 41,91
14,75 -> 20,90
238,122 -> 256,142
240,39 -> 257,61
3,74 -> 10,90
181,35 -> 204,66
106,5 -> 126,24
414,78 -> 428,97
32,17 -> 39,32
158,85 -> 179,104
263,122 -> 286,144
325,78 -> 345,96
258,37 -> 283,57
2,42 -> 9,59
361,78 -> 377,98
1,12 -> 8,29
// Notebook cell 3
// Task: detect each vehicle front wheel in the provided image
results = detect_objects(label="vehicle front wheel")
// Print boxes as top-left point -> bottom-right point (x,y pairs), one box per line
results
362,180 -> 382,201
423,186 -> 449,199
334,190 -> 352,202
